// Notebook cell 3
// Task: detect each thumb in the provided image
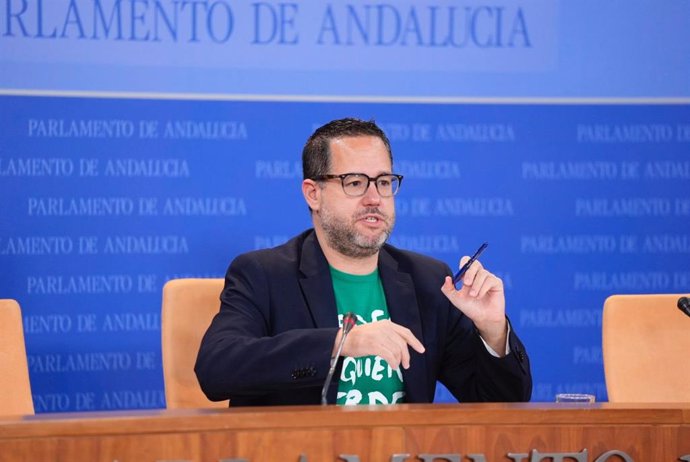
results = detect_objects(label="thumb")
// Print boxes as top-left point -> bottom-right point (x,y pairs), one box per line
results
441,276 -> 457,298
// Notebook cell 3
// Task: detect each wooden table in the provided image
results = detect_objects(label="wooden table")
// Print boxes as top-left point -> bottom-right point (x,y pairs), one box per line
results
1,403 -> 689,461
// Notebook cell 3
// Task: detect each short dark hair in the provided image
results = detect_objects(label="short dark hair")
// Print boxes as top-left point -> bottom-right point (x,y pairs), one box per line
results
302,118 -> 393,180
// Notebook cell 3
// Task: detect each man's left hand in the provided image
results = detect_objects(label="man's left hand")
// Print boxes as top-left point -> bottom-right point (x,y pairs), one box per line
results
440,257 -> 507,355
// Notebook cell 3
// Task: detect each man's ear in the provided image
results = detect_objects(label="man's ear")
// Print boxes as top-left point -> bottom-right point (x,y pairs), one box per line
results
302,179 -> 321,212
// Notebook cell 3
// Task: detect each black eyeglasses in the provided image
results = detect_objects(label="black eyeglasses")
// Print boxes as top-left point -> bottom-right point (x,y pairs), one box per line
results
312,173 -> 403,197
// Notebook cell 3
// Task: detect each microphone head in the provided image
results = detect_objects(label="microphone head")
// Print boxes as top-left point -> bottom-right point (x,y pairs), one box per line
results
342,312 -> 357,334
678,297 -> 690,317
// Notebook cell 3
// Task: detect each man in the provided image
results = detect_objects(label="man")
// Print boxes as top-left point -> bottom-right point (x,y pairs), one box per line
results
195,118 -> 531,406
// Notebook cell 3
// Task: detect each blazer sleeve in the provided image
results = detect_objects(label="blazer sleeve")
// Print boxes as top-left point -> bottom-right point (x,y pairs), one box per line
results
416,259 -> 532,403
438,308 -> 532,402
194,253 -> 339,402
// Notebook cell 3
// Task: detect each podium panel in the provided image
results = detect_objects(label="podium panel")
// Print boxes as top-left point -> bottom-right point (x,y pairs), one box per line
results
1,403 -> 689,461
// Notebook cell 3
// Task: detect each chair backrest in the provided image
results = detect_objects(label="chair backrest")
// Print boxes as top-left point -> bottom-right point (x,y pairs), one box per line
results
602,294 -> 690,402
161,278 -> 228,409
0,299 -> 34,415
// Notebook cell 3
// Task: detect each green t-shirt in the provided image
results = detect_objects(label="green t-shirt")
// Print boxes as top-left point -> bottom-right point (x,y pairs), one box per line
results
330,266 -> 405,405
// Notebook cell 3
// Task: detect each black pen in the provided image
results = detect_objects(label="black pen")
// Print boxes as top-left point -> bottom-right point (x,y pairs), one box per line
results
452,242 -> 489,286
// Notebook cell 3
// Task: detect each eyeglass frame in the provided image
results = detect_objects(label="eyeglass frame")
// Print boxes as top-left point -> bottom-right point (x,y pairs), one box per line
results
311,172 -> 404,197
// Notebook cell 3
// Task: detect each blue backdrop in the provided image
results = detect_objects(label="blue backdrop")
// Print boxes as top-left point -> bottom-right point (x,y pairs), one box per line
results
1,0 -> 688,412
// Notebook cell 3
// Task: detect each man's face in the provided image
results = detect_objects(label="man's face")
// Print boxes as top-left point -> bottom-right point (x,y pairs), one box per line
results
314,135 -> 396,258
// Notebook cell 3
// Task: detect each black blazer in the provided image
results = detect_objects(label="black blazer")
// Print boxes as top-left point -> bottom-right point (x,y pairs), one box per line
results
195,229 -> 531,406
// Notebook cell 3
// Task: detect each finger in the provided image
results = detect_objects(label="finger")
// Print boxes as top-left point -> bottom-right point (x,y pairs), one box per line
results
379,341 -> 402,370
380,325 -> 405,366
382,326 -> 412,369
477,274 -> 503,299
469,269 -> 490,297
388,331 -> 412,370
442,275 -> 456,294
399,337 -> 411,369
441,275 -> 463,300
463,259 -> 484,285
458,255 -> 470,269
390,323 -> 426,354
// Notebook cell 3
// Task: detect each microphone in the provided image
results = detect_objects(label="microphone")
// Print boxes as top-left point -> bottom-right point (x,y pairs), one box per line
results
678,297 -> 690,317
321,312 -> 357,405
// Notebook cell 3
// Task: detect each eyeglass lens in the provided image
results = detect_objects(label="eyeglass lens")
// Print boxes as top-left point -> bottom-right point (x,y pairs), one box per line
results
342,174 -> 400,197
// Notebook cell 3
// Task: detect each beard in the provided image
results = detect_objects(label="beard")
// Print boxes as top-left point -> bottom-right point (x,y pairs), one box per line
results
318,205 -> 395,258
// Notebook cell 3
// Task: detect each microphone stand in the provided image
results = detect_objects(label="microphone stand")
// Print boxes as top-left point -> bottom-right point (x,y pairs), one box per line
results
321,312 -> 356,405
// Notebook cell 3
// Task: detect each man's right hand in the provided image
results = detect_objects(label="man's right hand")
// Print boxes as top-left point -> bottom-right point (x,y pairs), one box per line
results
333,319 -> 425,370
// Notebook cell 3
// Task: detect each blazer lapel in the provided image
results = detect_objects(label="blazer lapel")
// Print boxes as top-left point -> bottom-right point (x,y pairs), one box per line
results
378,248 -> 430,403
298,231 -> 339,329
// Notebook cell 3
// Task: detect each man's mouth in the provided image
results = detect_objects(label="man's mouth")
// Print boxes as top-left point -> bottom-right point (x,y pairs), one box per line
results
355,208 -> 388,227
359,215 -> 388,232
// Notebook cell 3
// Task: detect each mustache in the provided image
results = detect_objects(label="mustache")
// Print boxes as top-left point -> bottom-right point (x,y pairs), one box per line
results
354,207 -> 389,221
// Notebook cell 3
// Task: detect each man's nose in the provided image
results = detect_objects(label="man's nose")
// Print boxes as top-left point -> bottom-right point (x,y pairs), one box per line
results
361,180 -> 382,203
